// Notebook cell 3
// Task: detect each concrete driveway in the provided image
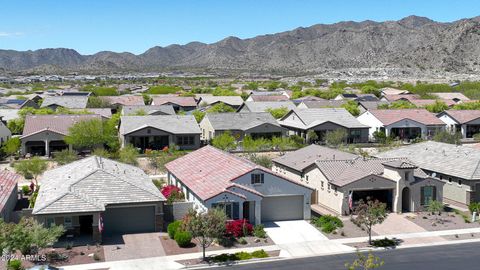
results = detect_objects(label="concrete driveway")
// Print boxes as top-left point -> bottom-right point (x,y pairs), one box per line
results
103,232 -> 166,261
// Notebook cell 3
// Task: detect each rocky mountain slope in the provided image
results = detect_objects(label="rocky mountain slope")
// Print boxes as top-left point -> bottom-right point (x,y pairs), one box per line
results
1,16 -> 480,74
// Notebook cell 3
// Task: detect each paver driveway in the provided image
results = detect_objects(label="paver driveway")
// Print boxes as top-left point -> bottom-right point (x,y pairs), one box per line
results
103,232 -> 166,261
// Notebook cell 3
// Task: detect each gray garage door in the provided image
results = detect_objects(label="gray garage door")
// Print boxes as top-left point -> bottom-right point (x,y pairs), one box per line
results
261,195 -> 304,222
103,206 -> 155,235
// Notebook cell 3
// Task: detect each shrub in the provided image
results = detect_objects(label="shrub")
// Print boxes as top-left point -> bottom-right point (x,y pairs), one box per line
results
93,252 -> 101,261
7,259 -> 23,270
210,249 -> 269,262
235,251 -> 253,260
174,230 -> 192,247
253,224 -> 267,238
371,237 -> 398,247
225,219 -> 253,238
167,220 -> 182,239
312,215 -> 343,234
469,202 -> 480,214
251,249 -> 269,258
238,237 -> 247,245
21,185 -> 30,195
152,179 -> 165,189
54,149 -> 78,165
161,185 -> 184,204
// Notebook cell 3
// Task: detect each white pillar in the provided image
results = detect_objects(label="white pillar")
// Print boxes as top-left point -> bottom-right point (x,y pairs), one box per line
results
254,200 -> 261,225
44,139 -> 50,157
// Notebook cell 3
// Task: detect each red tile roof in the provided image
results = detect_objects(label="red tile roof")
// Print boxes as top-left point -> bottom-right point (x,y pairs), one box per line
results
152,96 -> 197,107
443,110 -> 480,124
383,94 -> 420,102
101,95 -> 145,106
250,95 -> 289,102
22,114 -> 102,138
165,145 -> 311,201
0,170 -> 19,212
369,109 -> 445,126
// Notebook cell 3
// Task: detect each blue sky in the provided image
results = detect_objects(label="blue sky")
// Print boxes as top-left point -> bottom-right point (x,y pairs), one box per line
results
1,0 -> 479,55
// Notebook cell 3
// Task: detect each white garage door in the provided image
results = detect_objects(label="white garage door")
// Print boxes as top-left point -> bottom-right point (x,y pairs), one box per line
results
261,195 -> 304,222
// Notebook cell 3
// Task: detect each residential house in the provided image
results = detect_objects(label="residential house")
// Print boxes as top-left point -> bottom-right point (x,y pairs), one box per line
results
297,100 -> 346,109
41,96 -> 89,110
100,95 -> 145,107
380,94 -> 420,103
33,156 -> 165,241
246,94 -> 289,102
278,108 -> 369,143
431,92 -> 470,103
292,96 -> 325,104
357,101 -> 390,114
151,96 -> 197,112
380,88 -> 410,96
334,93 -> 379,102
0,117 -> 11,143
438,110 -> 480,138
0,98 -> 39,109
377,141 -> 480,209
237,101 -> 296,113
357,109 -> 446,140
20,114 -> 102,156
121,105 -> 176,116
199,112 -> 287,142
197,96 -> 244,110
71,108 -> 112,120
0,170 -> 20,222
119,115 -> 201,152
313,158 -> 443,215
165,146 -> 313,224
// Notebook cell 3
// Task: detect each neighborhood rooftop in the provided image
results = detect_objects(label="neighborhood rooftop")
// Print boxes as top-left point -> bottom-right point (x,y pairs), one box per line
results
272,144 -> 358,172
205,112 -> 281,131
41,96 -> 89,109
122,105 -> 176,115
198,96 -> 244,106
151,96 -> 197,107
439,110 -> 480,124
280,108 -> 368,129
120,115 -> 201,135
239,101 -> 296,112
366,109 -> 445,125
0,170 -> 20,212
22,114 -> 102,138
101,95 -> 145,106
33,156 -> 165,215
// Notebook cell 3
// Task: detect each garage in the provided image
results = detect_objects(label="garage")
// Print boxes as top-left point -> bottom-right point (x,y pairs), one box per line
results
261,195 -> 304,222
103,206 -> 155,235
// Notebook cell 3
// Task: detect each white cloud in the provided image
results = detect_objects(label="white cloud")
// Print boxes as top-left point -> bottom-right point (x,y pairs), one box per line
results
0,32 -> 23,37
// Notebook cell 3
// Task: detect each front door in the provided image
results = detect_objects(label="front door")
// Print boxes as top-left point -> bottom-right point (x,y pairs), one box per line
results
243,201 -> 250,220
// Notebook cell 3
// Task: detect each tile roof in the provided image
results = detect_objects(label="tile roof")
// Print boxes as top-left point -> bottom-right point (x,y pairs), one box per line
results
439,110 -> 480,124
316,158 -> 426,187
101,95 -> 145,106
293,96 -> 326,102
151,96 -> 197,107
204,112 -> 282,131
272,144 -> 358,172
70,108 -> 112,119
249,95 -> 289,102
279,108 -> 368,130
380,88 -> 410,95
22,114 -> 102,138
33,156 -> 165,215
198,96 -> 244,107
41,96 -> 88,109
432,92 -> 470,101
120,115 -> 201,135
122,105 -> 176,116
358,101 -> 390,110
377,141 -> 480,180
240,101 -> 296,112
165,146 -> 311,201
382,94 -> 420,102
367,109 -> 445,126
299,100 -> 346,108
0,170 -> 19,212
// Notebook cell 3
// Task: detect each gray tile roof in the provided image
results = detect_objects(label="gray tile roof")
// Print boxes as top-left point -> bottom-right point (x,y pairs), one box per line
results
204,112 -> 282,131
33,156 -> 165,215
198,96 -> 244,107
316,158 -> 426,187
122,105 -> 176,116
376,141 -> 480,180
120,115 -> 201,135
41,96 -> 88,109
272,144 -> 358,172
240,101 -> 296,112
299,100 -> 346,108
279,108 -> 368,130
358,101 -> 390,110
70,108 -> 112,119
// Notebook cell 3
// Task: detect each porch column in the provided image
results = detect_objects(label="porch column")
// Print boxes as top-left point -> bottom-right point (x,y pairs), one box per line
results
44,139 -> 50,157
393,181 -> 403,213
462,125 -> 467,138
254,200 -> 261,224
238,202 -> 243,220
92,212 -> 102,243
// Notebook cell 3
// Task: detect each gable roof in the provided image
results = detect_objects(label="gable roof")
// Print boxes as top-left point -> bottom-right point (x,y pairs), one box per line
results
41,96 -> 88,109
204,112 -> 282,131
33,156 -> 165,215
382,94 -> 420,102
198,96 -> 244,107
151,96 -> 197,107
299,100 -> 346,108
240,101 -> 296,112
432,92 -> 470,101
70,108 -> 112,119
22,114 -> 102,138
380,88 -> 410,96
120,115 -> 201,135
272,144 -> 358,172
316,158 -> 425,187
0,170 -> 19,212
249,95 -> 289,102
101,95 -> 145,106
122,105 -> 176,116
439,110 -> 480,124
165,146 -> 311,201
376,141 -> 480,180
367,109 -> 445,126
358,101 -> 390,110
279,108 -> 368,130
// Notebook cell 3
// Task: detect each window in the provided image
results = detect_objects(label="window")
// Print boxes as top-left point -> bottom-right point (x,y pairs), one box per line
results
251,173 -> 264,185
212,202 -> 239,219
306,175 -> 309,182
404,171 -> 410,181
321,181 -> 324,189
421,186 -> 436,206
448,177 -> 452,183
46,217 -> 55,228
177,136 -> 194,146
64,216 -> 73,228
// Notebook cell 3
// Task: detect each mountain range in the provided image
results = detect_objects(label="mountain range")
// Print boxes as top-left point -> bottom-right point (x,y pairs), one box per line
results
1,15 -> 480,74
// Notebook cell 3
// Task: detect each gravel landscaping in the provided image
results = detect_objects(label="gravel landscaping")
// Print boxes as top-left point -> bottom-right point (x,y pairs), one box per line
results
321,217 -> 378,240
408,212 -> 480,231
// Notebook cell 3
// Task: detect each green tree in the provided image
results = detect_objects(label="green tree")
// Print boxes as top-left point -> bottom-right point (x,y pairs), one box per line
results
427,200 -> 444,216
341,100 -> 360,116
266,106 -> 289,119
14,157 -> 48,187
378,100 -> 417,109
307,130 -> 319,144
2,137 -> 21,158
206,102 -> 236,113
211,131 -> 236,151
248,154 -> 272,168
53,149 -> 78,165
64,119 -> 105,150
7,118 -> 24,134
325,129 -> 348,147
424,100 -> 448,113
433,130 -> 461,145
345,251 -> 384,270
354,199 -> 388,244
183,208 -> 227,261
118,144 -> 139,165
87,96 -> 112,108
142,93 -> 152,105
361,86 -> 381,98
103,113 -> 121,151
192,110 -> 206,123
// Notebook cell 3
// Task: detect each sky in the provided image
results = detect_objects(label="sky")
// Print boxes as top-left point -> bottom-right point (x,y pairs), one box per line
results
1,0 -> 479,55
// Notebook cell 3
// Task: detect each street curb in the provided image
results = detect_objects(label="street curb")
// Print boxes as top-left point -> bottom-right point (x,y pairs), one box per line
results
182,253 -> 284,269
